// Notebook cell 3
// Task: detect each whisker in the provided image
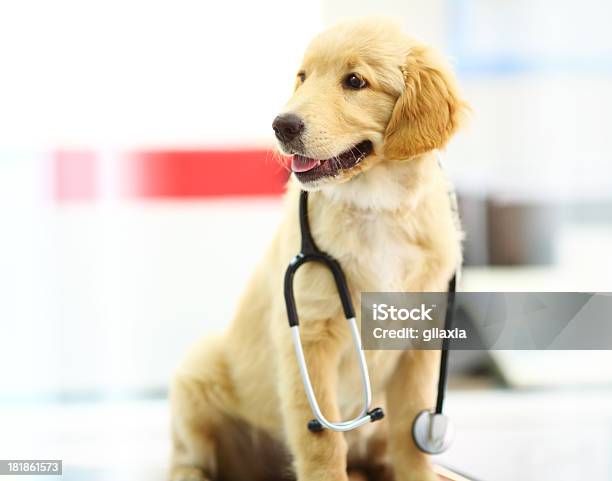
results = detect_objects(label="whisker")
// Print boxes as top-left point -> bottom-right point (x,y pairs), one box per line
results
270,148 -> 291,173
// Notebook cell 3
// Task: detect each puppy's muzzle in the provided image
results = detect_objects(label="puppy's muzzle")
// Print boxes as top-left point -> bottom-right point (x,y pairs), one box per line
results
273,113 -> 304,146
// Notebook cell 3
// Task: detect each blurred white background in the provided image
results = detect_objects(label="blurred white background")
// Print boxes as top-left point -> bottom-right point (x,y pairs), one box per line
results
1,1 -> 612,480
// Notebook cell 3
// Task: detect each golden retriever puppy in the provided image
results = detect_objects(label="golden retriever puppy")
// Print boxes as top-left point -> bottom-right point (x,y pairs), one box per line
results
170,17 -> 467,481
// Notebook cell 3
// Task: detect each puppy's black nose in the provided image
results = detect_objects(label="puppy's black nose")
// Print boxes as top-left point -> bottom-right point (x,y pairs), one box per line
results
272,113 -> 304,143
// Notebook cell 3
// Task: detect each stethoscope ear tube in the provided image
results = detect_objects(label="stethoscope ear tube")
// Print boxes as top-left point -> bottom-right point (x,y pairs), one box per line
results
284,191 -> 384,432
284,251 -> 354,327
290,318 -> 384,432
284,191 -> 355,326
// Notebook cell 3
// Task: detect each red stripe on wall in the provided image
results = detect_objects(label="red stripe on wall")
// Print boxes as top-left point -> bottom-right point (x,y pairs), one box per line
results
125,150 -> 290,198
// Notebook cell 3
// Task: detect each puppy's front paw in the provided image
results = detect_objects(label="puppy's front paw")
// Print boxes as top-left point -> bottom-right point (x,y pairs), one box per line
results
169,466 -> 209,481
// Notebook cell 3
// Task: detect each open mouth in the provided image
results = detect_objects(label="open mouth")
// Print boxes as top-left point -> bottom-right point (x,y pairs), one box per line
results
291,140 -> 373,183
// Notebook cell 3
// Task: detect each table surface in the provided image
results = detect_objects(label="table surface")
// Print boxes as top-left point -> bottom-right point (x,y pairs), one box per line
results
2,389 -> 611,481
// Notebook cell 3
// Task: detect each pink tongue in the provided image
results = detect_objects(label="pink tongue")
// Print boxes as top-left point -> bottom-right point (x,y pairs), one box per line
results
291,156 -> 321,173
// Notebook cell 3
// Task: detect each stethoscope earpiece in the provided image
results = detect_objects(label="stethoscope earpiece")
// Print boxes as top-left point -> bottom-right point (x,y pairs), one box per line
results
307,407 -> 385,433
412,410 -> 454,455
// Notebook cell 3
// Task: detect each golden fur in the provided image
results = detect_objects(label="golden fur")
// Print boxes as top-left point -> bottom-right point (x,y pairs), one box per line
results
170,17 -> 467,481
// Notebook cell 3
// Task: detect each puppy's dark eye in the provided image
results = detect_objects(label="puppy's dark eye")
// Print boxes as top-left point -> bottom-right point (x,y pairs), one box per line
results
343,73 -> 367,89
297,71 -> 306,83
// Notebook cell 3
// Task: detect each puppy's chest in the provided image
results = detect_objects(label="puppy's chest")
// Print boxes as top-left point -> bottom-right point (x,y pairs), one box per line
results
343,215 -> 420,292
324,215 -> 420,416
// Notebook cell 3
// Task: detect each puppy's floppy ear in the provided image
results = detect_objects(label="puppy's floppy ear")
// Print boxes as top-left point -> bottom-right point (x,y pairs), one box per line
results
383,45 -> 469,160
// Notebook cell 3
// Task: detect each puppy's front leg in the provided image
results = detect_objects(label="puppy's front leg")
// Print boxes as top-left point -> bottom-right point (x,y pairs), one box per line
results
386,350 -> 440,481
276,325 -> 349,481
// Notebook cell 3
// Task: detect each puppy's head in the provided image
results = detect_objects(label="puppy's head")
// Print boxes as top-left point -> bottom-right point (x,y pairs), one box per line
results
273,18 -> 468,192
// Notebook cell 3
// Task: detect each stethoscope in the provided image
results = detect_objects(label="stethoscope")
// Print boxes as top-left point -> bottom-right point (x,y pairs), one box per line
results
284,190 -> 457,455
